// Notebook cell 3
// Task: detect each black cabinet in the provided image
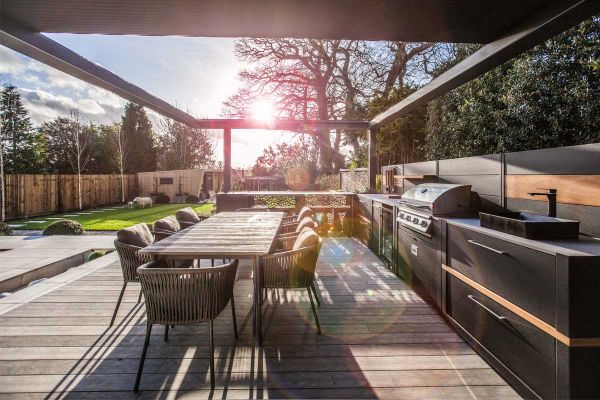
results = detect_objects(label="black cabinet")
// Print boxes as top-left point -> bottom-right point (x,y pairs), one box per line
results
446,275 -> 556,399
354,196 -> 372,246
397,226 -> 441,307
447,224 -> 556,324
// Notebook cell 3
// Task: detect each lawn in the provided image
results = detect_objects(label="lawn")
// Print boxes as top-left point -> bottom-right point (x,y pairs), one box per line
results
11,203 -> 215,231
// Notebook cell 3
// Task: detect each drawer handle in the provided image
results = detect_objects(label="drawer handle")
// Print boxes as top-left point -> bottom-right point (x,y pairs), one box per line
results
468,295 -> 507,322
468,240 -> 507,255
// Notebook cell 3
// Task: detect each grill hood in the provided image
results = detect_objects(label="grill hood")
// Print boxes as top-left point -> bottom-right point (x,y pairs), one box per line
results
400,183 -> 472,215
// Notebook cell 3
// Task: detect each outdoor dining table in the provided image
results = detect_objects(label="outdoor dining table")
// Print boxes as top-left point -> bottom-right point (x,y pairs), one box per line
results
139,211 -> 285,345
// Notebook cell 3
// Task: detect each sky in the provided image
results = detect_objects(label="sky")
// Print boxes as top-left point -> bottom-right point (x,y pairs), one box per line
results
0,34 -> 300,167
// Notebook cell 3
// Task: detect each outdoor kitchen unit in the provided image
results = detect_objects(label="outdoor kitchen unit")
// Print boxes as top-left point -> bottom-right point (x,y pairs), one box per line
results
396,183 -> 473,306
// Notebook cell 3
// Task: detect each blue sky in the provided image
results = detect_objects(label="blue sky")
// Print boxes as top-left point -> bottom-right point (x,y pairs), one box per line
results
0,34 -> 298,167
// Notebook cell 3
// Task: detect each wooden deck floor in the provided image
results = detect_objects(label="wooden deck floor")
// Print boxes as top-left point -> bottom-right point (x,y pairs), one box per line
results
0,237 -> 520,399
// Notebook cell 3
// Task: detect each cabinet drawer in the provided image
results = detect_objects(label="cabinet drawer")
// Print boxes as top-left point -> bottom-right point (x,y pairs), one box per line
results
447,275 -> 556,399
397,227 -> 441,306
447,224 -> 556,324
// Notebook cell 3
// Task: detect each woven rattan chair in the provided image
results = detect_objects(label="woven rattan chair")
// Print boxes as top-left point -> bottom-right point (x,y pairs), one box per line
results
281,206 -> 313,224
134,259 -> 239,392
112,240 -> 153,326
260,237 -> 323,335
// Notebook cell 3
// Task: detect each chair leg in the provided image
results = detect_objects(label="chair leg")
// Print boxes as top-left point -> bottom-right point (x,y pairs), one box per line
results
110,282 -> 127,327
209,320 -> 215,388
231,297 -> 238,340
134,322 -> 152,392
311,283 -> 321,307
307,288 -> 321,334
164,325 -> 169,342
137,288 -> 143,304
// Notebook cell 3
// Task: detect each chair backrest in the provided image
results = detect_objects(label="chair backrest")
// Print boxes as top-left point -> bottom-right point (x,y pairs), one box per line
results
295,217 -> 318,233
296,206 -> 313,222
175,207 -> 201,224
117,223 -> 154,248
114,240 -> 153,282
138,259 -> 239,325
153,215 -> 181,233
262,238 -> 323,289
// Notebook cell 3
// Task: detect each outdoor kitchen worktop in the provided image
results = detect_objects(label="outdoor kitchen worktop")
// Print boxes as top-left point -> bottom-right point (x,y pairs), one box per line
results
356,193 -> 404,207
445,218 -> 600,257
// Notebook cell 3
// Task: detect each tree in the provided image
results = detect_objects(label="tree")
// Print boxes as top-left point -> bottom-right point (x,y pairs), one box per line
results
0,84 -> 47,174
252,136 -> 318,188
121,102 -> 157,173
224,39 -> 441,174
424,18 -> 600,159
40,109 -> 94,209
157,117 -> 215,170
87,124 -> 120,174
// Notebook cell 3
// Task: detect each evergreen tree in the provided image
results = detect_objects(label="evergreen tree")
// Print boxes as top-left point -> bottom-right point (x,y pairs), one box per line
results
121,102 -> 157,173
0,84 -> 47,173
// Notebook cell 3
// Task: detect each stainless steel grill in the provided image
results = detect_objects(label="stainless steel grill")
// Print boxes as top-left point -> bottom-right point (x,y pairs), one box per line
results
397,183 -> 472,235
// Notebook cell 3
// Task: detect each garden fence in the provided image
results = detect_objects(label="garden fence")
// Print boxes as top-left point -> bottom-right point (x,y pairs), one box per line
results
2,174 -> 137,220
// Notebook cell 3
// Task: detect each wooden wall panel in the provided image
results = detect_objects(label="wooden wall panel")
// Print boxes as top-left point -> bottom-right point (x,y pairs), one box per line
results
506,175 -> 600,207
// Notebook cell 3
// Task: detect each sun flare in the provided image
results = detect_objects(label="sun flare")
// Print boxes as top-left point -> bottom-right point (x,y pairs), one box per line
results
250,100 -> 275,121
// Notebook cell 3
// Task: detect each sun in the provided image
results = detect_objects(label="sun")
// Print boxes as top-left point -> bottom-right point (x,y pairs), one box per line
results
250,100 -> 275,121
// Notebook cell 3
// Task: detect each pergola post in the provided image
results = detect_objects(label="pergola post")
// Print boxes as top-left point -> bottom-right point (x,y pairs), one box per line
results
368,126 -> 378,192
223,128 -> 231,193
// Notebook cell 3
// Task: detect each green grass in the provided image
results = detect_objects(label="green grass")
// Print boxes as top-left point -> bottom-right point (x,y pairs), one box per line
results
11,203 -> 215,231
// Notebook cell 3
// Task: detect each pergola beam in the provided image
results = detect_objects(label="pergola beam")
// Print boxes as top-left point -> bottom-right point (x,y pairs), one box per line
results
0,17 -> 201,128
194,119 -> 369,131
369,0 -> 599,128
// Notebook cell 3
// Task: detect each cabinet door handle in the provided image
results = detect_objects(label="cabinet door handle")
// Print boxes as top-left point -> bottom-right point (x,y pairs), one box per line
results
468,240 -> 507,255
468,295 -> 507,322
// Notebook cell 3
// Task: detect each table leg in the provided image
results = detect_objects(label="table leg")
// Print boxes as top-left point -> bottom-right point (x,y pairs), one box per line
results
254,255 -> 263,346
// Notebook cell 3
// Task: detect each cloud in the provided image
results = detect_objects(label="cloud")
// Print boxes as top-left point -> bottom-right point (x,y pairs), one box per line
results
20,88 -> 124,125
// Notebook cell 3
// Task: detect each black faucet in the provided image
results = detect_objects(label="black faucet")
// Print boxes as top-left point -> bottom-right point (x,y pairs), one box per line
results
527,188 -> 557,218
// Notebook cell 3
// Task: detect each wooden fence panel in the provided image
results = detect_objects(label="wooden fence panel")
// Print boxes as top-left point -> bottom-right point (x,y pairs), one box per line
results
2,174 -> 137,220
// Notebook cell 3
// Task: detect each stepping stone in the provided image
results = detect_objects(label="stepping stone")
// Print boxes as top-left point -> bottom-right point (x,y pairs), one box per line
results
63,214 -> 79,217
46,217 -> 64,220
75,212 -> 93,215
90,211 -> 104,213
8,224 -> 23,228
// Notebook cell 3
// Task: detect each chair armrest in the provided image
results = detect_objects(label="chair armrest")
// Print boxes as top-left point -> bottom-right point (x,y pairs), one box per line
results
276,234 -> 299,251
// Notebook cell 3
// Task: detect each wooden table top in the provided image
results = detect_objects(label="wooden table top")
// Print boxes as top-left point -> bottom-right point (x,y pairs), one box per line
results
139,211 -> 284,259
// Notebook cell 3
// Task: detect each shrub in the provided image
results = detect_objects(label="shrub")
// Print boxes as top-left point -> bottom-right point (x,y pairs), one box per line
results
154,194 -> 171,204
43,219 -> 85,236
0,222 -> 12,236
87,250 -> 106,262
185,194 -> 199,203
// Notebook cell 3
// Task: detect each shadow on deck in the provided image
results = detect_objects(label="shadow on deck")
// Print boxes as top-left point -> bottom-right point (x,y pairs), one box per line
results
0,238 -> 519,399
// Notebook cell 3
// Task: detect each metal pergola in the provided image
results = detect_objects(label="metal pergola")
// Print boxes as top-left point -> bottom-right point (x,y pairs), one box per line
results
1,0 -> 598,192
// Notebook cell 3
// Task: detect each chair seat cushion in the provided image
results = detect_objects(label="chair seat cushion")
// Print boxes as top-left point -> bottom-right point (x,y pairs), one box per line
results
296,217 -> 318,233
176,207 -> 201,224
153,215 -> 181,233
292,228 -> 320,250
117,223 -> 154,248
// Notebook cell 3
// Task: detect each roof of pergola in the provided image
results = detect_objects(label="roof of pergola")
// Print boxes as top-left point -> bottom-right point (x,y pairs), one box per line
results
1,0 -> 557,43
0,0 -> 598,131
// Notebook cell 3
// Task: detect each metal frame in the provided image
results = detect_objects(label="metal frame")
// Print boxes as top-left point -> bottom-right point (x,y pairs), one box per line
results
1,0 -> 597,195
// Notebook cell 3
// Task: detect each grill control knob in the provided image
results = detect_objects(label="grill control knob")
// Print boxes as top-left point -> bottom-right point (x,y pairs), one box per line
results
420,221 -> 428,227
399,213 -> 405,219
412,217 -> 420,224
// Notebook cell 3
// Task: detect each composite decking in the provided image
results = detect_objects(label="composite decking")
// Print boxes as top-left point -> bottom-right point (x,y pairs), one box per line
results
0,237 -> 520,399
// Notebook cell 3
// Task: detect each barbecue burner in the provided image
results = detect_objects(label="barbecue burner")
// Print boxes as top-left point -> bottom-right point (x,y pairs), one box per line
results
397,183 -> 472,235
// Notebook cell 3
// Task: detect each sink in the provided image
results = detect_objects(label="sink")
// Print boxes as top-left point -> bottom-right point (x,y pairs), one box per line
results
479,212 -> 580,240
